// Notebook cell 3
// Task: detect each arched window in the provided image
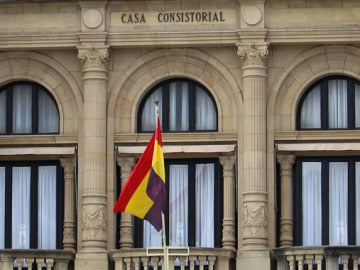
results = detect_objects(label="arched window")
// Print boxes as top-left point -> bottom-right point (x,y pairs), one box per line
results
0,82 -> 59,134
297,76 -> 360,130
289,75 -> 360,247
138,78 -> 217,132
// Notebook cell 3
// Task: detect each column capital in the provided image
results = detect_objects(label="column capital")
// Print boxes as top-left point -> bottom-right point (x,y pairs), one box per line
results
219,155 -> 235,169
237,42 -> 269,67
60,157 -> 75,171
77,46 -> 109,70
277,154 -> 295,171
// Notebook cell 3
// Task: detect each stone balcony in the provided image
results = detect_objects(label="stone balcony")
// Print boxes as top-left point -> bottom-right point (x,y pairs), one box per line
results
272,246 -> 360,270
0,249 -> 74,270
110,247 -> 236,270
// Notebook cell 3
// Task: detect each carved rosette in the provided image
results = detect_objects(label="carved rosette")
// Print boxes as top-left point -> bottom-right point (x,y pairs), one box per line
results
237,42 -> 269,66
82,204 -> 107,241
243,203 -> 268,239
78,47 -> 109,70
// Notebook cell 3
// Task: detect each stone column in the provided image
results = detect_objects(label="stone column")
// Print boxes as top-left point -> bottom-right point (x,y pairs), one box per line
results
60,158 -> 76,252
116,154 -> 136,248
219,155 -> 236,250
237,42 -> 269,249
277,154 -> 295,247
77,46 -> 109,251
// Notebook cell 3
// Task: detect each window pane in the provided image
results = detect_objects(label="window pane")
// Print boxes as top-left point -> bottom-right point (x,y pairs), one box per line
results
328,80 -> 348,128
300,85 -> 321,128
142,88 -> 162,132
38,91 -> 59,133
169,82 -> 189,131
329,162 -> 348,245
196,87 -> 216,130
169,164 -> 188,246
356,162 -> 360,245
195,163 -> 214,247
0,167 -> 4,248
13,85 -> 32,133
143,220 -> 162,247
302,162 -> 322,245
355,84 -> 360,128
0,91 -> 6,133
38,166 -> 57,249
12,167 -> 31,248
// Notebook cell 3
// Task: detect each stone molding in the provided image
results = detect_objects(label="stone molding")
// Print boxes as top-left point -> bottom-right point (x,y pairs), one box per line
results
243,203 -> 268,240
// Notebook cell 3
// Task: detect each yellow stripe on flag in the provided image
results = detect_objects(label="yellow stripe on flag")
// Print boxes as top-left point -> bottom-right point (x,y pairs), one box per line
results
125,171 -> 154,218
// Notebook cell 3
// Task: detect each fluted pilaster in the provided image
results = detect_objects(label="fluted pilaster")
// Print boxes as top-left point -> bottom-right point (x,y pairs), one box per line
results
277,154 -> 295,247
116,154 -> 136,248
237,42 -> 269,249
78,46 -> 109,251
60,158 -> 76,252
220,155 -> 236,250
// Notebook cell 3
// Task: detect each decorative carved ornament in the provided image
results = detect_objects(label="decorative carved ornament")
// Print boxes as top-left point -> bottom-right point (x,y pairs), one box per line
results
78,47 -> 109,69
243,203 -> 268,238
82,205 -> 107,240
237,42 -> 269,66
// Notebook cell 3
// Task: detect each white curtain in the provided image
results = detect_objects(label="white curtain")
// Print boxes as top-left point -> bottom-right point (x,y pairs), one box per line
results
143,220 -> 162,247
12,167 -> 31,248
329,162 -> 348,245
0,167 -> 5,248
169,82 -> 189,131
142,88 -> 162,131
169,165 -> 188,246
300,85 -> 321,128
195,164 -> 214,247
38,91 -> 59,133
302,162 -> 322,246
13,85 -> 32,133
0,91 -> 5,133
38,166 -> 57,249
196,87 -> 216,130
328,80 -> 348,128
356,162 -> 360,245
355,84 -> 360,128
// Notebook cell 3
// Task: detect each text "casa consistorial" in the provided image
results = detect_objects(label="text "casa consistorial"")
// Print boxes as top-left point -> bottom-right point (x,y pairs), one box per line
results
120,10 -> 226,24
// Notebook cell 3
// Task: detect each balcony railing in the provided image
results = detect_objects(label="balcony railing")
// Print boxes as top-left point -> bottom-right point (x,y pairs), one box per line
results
0,249 -> 75,270
110,247 -> 236,270
272,246 -> 360,270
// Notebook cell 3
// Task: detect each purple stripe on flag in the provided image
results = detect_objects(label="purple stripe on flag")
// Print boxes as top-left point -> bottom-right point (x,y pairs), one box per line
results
145,169 -> 166,231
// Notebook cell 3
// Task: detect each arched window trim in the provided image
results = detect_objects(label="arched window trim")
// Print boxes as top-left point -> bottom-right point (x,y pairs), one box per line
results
297,75 -> 359,130
0,81 -> 60,135
137,78 -> 218,133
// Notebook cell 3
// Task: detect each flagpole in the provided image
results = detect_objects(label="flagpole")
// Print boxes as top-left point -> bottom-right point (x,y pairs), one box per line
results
155,101 -> 169,270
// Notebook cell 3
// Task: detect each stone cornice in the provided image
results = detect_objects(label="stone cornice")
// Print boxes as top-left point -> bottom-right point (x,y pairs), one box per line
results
275,130 -> 360,143
0,27 -> 359,49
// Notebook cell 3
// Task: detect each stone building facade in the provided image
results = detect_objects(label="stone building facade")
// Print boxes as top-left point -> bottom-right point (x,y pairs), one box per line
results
0,0 -> 359,270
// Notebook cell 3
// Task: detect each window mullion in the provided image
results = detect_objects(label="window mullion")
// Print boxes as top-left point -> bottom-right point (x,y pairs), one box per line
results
322,161 -> 329,245
32,86 -> 39,134
321,79 -> 329,129
30,165 -> 38,248
6,89 -> 12,134
348,161 -> 356,245
348,80 -> 355,129
189,84 -> 196,131
188,163 -> 196,246
4,165 -> 12,248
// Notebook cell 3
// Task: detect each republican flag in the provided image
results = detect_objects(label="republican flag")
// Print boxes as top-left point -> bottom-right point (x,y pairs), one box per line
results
113,118 -> 166,231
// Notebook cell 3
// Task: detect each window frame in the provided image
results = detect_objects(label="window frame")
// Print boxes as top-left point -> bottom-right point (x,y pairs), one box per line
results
137,78 -> 218,133
0,81 -> 60,135
292,156 -> 357,246
130,158 -> 223,248
296,75 -> 359,130
1,160 -> 64,249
